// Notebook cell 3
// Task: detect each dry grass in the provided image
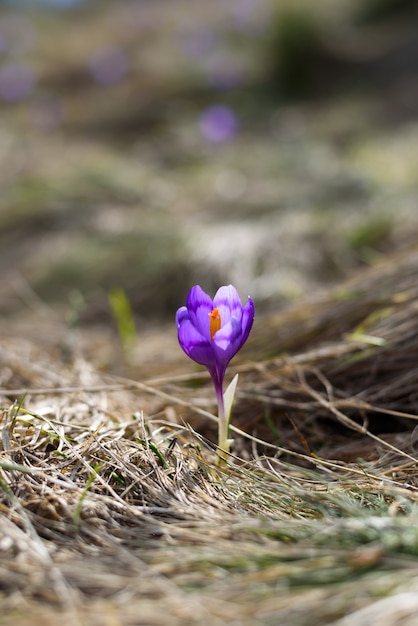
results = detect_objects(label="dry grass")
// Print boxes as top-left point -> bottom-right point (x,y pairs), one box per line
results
1,251 -> 418,625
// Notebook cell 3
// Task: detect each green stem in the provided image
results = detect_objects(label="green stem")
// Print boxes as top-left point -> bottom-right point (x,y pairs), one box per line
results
215,382 -> 229,465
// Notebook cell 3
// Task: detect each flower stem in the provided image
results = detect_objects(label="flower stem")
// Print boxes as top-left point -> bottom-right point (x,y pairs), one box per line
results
214,380 -> 229,466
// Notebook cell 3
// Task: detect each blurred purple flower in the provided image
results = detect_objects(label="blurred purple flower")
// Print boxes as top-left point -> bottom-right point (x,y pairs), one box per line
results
0,62 -> 36,102
88,46 -> 128,86
199,105 -> 238,142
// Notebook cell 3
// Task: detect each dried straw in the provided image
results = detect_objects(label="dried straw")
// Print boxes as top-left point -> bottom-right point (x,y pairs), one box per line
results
1,251 -> 418,625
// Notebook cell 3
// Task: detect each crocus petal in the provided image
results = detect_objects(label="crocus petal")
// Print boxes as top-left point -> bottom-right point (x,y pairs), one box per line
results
213,284 -> 243,325
211,317 -> 243,366
176,306 -> 190,329
240,297 -> 255,345
186,285 -> 214,340
178,319 -> 216,369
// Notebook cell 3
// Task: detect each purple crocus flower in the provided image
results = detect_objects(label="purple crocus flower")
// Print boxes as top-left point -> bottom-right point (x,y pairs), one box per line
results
176,284 -> 254,462
199,105 -> 238,142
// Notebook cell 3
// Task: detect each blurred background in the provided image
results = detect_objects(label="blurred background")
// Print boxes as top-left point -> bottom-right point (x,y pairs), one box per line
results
0,0 -> 417,364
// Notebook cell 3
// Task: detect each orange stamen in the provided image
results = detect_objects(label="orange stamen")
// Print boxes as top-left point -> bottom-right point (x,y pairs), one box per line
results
209,307 -> 221,340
